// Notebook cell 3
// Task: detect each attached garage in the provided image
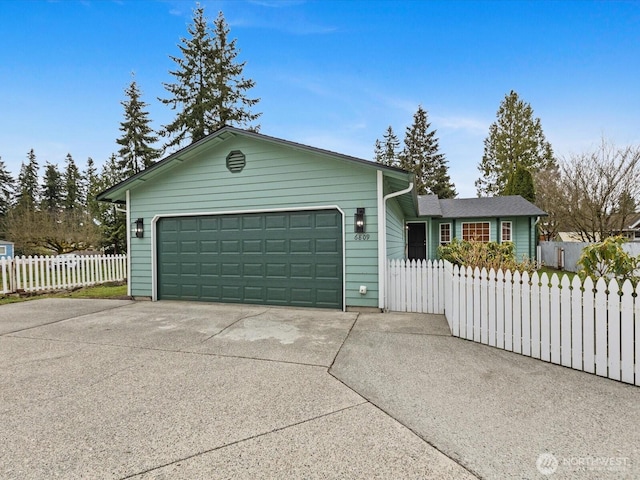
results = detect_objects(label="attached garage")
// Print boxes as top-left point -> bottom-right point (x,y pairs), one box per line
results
156,209 -> 343,309
97,126 -> 418,311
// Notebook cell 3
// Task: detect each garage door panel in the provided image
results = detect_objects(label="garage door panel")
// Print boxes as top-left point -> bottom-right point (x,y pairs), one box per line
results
221,285 -> 242,300
266,239 -> 286,253
200,240 -> 218,253
157,210 -> 342,309
315,212 -> 340,228
291,263 -> 313,279
265,263 -> 287,277
180,218 -> 198,232
244,286 -> 264,302
221,217 -> 240,230
221,240 -> 240,253
221,263 -> 241,277
242,239 -> 262,253
316,264 -> 339,279
265,214 -> 287,229
242,216 -> 263,230
290,239 -> 312,253
243,263 -> 264,277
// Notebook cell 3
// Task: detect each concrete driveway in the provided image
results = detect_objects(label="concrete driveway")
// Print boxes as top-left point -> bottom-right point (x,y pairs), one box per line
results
1,299 -> 638,479
0,299 -> 471,480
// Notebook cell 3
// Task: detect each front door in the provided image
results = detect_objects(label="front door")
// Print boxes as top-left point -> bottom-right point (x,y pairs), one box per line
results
407,223 -> 427,261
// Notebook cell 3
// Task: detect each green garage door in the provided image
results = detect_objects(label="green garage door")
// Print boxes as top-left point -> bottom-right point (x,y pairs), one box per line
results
157,210 -> 343,309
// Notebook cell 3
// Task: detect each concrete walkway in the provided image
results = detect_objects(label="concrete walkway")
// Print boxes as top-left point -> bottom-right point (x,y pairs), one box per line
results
0,299 -> 473,479
331,312 -> 640,479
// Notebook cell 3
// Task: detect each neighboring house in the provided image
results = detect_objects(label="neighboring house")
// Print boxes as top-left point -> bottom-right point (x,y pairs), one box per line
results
556,212 -> 640,242
614,213 -> 640,241
98,126 -> 545,311
0,241 -> 14,259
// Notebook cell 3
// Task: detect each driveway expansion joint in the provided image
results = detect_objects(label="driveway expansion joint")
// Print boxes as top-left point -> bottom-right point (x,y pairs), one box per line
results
118,401 -> 369,480
0,301 -> 135,337
198,308 -> 269,344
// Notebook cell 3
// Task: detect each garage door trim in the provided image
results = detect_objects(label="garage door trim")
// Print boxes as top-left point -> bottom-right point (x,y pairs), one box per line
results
150,205 -> 346,310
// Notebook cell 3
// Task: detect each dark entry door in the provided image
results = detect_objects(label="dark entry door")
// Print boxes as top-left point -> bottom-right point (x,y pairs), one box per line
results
407,223 -> 427,261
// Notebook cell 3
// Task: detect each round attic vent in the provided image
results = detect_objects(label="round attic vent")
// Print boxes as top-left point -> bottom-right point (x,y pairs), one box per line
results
226,150 -> 246,173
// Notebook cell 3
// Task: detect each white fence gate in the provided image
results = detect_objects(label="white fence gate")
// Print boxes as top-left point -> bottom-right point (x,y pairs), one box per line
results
386,259 -> 640,387
0,254 -> 127,295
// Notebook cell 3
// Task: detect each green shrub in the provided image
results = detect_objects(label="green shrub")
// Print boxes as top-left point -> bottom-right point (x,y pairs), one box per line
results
438,239 -> 536,273
578,236 -> 639,284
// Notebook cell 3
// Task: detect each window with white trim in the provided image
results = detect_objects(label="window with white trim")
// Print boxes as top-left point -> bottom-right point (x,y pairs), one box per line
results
501,221 -> 512,242
0,246 -> 5,255
439,223 -> 452,244
462,222 -> 490,242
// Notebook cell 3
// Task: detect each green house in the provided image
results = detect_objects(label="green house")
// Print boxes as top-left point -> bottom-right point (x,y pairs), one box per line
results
98,127 -> 545,311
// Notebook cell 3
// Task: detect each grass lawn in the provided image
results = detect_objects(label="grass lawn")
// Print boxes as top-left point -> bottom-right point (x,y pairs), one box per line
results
0,283 -> 128,306
537,266 -> 578,281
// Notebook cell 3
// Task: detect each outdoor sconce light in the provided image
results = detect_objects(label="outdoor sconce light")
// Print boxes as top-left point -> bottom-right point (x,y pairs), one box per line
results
133,218 -> 144,238
354,208 -> 365,233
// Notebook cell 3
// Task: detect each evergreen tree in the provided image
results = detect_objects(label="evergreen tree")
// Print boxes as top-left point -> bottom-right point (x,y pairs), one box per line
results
160,6 -> 261,149
116,78 -> 162,176
374,126 -> 400,167
0,158 -> 14,217
16,149 -> 39,210
476,90 -> 555,197
63,153 -> 82,210
503,164 -> 535,203
399,106 -> 456,198
95,154 -> 128,253
84,157 -> 100,220
0,158 -> 15,238
40,162 -> 64,213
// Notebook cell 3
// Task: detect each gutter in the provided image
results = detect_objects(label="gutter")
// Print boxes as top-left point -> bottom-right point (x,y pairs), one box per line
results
377,175 -> 414,309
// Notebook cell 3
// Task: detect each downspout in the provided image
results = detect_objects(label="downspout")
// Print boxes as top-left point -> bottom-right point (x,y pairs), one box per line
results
378,176 -> 414,309
125,190 -> 132,297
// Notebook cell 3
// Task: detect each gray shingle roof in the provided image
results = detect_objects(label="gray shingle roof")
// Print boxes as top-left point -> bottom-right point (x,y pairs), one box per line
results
418,195 -> 547,218
417,195 -> 442,216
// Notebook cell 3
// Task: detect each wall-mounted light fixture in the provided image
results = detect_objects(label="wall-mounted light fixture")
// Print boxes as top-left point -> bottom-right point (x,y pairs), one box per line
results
354,208 -> 365,233
133,218 -> 144,238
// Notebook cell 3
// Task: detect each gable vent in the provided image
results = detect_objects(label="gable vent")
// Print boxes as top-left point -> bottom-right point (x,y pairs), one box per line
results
226,150 -> 246,173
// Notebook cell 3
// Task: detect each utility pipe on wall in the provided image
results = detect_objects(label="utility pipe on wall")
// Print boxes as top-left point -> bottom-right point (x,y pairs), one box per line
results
377,177 -> 414,309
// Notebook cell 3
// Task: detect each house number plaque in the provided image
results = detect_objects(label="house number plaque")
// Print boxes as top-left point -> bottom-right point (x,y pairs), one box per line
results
354,233 -> 370,241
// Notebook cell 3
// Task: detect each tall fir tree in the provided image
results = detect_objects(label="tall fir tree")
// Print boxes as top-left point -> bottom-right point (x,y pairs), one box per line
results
16,149 -> 39,210
160,6 -> 261,149
476,90 -> 555,197
95,154 -> 128,253
0,158 -> 15,238
0,158 -> 14,217
116,78 -> 162,176
40,162 -> 64,213
63,153 -> 82,210
84,157 -> 100,220
503,164 -> 535,203
374,126 -> 400,167
399,106 -> 456,198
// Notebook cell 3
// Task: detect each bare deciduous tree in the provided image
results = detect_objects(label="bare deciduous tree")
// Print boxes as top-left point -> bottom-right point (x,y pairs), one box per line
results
553,140 -> 640,242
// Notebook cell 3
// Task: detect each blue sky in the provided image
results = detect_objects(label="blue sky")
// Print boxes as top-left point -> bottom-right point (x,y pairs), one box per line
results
1,0 -> 638,197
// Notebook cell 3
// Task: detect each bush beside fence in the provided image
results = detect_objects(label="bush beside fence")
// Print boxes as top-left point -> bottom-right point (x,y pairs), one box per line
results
387,259 -> 640,387
0,254 -> 127,295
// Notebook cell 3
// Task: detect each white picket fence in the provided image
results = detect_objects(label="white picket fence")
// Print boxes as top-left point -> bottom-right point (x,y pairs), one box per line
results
387,259 -> 446,314
386,259 -> 640,386
0,254 -> 127,295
